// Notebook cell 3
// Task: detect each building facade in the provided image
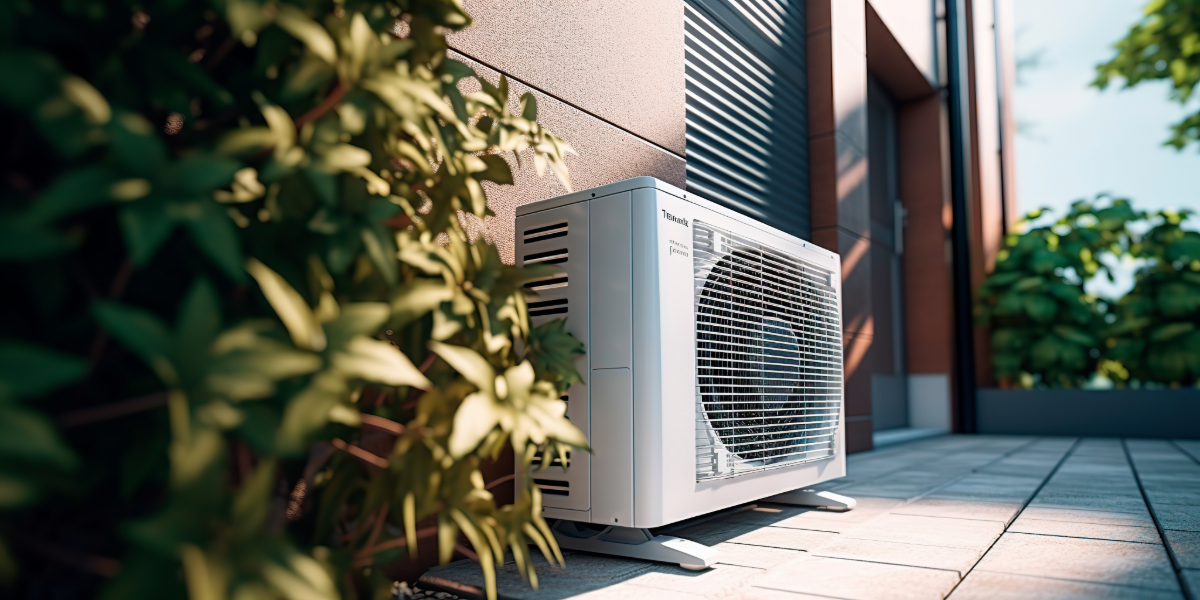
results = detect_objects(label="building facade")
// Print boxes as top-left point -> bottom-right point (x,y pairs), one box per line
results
449,0 -> 1015,454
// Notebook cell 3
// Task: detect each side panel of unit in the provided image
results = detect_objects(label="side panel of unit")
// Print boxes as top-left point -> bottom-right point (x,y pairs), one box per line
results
643,191 -> 848,528
631,188 -> 667,528
515,202 -> 591,516
588,193 -> 635,525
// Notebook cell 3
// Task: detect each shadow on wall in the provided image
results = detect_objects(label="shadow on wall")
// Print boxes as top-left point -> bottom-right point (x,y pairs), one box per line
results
452,51 -> 687,265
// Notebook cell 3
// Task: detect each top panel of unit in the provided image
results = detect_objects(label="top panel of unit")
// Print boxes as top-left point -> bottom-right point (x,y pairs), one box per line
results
515,177 -> 838,263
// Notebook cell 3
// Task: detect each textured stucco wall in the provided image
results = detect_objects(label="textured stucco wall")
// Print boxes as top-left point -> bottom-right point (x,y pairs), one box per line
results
451,52 -> 686,264
448,0 -> 686,155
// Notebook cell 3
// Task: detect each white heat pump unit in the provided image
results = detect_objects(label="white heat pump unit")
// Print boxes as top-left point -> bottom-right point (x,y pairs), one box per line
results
515,177 -> 854,569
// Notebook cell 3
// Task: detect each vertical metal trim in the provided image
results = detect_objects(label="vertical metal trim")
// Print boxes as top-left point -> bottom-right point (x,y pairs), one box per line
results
946,0 -> 978,433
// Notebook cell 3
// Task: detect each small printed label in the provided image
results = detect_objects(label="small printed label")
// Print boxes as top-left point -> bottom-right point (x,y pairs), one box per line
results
669,239 -> 689,258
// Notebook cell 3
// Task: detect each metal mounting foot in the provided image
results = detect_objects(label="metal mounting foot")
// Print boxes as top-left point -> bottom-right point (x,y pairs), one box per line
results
762,489 -> 856,511
550,521 -> 717,570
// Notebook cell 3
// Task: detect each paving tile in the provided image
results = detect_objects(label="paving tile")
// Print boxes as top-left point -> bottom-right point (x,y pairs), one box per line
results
949,570 -> 1185,599
1154,504 -> 1200,532
1029,489 -> 1150,513
1182,569 -> 1200,600
725,525 -> 839,551
711,543 -> 803,569
751,555 -> 961,600
1017,506 -> 1155,527
1144,487 -> 1200,507
813,536 -> 984,576
1176,441 -> 1200,464
843,513 -> 1006,550
836,471 -> 961,500
626,563 -> 764,598
1007,517 -> 1162,544
422,551 -> 655,600
572,583 -> 706,600
893,498 -> 1023,523
974,533 -> 1180,592
1164,529 -> 1200,570
925,474 -> 1045,504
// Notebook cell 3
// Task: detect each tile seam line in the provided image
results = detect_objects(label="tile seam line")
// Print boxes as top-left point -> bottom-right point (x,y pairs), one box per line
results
1001,529 -> 1164,545
802,553 -> 968,576
898,437 -> 1046,507
940,436 -> 1083,598
970,568 -> 1189,593
1171,439 -> 1200,468
751,584 -> 853,600
446,46 -> 688,161
1123,438 -> 1196,600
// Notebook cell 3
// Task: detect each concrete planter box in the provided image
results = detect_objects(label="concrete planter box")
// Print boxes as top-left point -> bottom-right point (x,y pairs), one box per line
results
977,388 -> 1200,439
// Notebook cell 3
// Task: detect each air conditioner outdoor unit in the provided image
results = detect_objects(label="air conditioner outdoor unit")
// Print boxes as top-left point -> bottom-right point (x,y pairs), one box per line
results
515,177 -> 854,569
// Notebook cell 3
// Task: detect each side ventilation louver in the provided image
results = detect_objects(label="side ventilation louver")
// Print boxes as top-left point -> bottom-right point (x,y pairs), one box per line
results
523,248 -> 568,265
523,222 -> 568,244
528,298 -> 568,317
524,276 -> 569,291
532,478 -> 569,496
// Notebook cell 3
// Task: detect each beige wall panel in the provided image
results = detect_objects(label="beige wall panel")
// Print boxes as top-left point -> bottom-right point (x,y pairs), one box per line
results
452,52 -> 686,264
449,0 -> 685,155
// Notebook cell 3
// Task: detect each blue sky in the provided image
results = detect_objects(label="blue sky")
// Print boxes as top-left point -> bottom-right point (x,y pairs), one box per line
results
1012,0 -> 1200,219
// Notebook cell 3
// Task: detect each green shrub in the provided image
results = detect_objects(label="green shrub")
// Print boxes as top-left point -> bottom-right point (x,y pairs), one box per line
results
1105,210 -> 1200,385
0,1 -> 586,599
977,198 -> 1200,388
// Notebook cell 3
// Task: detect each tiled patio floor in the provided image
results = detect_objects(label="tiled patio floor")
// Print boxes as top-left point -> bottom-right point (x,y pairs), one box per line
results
420,435 -> 1200,600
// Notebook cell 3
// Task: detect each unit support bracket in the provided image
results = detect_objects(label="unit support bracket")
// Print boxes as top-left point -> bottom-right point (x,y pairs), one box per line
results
550,520 -> 717,570
761,489 -> 857,511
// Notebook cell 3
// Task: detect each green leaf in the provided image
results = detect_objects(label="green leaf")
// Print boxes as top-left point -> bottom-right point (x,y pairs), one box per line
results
331,336 -> 432,389
1150,321 -> 1195,342
0,406 -> 79,473
390,278 -> 454,329
526,319 -> 585,389
0,222 -> 74,262
93,302 -> 179,385
448,392 -> 502,459
1022,293 -> 1059,323
275,4 -> 338,65
0,341 -> 88,399
119,203 -> 176,266
1052,325 -> 1095,346
108,112 -> 168,177
27,166 -> 120,224
246,259 -> 326,351
183,203 -> 247,282
429,341 -> 495,393
474,154 -> 514,185
172,155 -> 243,195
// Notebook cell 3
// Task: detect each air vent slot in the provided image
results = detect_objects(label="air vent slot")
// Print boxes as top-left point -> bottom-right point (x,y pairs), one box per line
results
532,478 -> 569,496
523,248 -> 568,265
524,276 -> 569,291
523,222 -> 568,244
528,298 -> 568,317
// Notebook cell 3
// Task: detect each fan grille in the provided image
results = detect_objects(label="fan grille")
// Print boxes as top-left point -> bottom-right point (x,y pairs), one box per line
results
694,221 -> 842,481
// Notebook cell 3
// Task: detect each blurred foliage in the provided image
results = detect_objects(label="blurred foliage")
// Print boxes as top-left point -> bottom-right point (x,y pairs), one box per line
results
977,197 -> 1200,388
1094,0 -> 1200,150
0,1 -> 588,599
1105,210 -> 1200,385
